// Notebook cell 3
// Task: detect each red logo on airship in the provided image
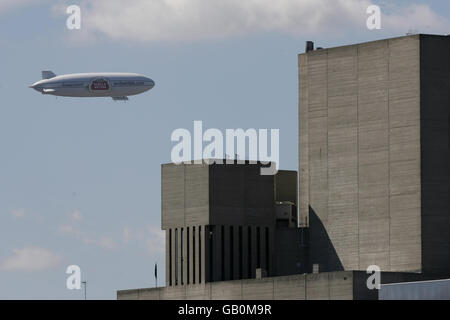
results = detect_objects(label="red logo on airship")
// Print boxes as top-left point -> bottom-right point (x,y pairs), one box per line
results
90,78 -> 110,91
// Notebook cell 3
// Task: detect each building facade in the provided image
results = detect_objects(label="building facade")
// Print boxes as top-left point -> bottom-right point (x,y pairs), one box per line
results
117,34 -> 449,300
298,34 -> 449,274
161,161 -> 299,287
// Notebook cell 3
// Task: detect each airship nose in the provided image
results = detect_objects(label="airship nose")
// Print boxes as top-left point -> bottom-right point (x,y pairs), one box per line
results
144,77 -> 155,89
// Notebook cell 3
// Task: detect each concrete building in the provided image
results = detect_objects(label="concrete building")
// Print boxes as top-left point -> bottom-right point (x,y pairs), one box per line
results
118,271 -> 447,300
117,34 -> 449,300
379,278 -> 450,300
161,160 -> 299,286
299,34 -> 449,274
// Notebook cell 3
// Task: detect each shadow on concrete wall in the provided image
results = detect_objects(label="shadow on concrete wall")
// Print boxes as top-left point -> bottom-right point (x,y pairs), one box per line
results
308,206 -> 344,272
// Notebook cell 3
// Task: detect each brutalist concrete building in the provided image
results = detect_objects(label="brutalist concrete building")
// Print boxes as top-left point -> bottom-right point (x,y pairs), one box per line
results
299,34 -> 449,275
117,34 -> 449,300
160,161 -> 299,285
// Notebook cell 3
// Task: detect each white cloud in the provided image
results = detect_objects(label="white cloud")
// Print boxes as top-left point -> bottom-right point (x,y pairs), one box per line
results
383,4 -> 450,34
58,223 -> 117,249
11,209 -> 25,219
59,222 -> 163,252
0,0 -> 48,14
68,210 -> 83,222
145,225 -> 165,255
0,247 -> 61,272
97,236 -> 116,249
123,226 -> 131,243
66,0 -> 450,43
58,210 -> 116,250
58,224 -> 75,236
123,224 -> 164,255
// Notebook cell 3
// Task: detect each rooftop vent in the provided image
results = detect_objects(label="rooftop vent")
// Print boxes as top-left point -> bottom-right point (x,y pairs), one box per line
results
305,41 -> 314,53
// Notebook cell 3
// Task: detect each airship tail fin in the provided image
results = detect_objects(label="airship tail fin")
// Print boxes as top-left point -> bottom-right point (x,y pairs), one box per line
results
42,71 -> 57,80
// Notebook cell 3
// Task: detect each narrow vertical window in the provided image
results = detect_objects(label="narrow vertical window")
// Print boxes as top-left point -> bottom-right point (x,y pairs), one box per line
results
265,227 -> 269,275
230,226 -> 234,280
169,229 -> 172,286
199,226 -> 202,284
175,228 -> 178,285
209,226 -> 213,282
239,226 -> 243,279
187,227 -> 190,285
248,226 -> 252,278
221,225 -> 225,281
181,228 -> 184,285
256,227 -> 261,269
193,226 -> 196,284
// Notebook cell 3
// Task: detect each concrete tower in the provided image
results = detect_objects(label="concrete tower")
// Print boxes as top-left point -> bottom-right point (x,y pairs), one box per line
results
161,161 -> 298,287
298,34 -> 449,274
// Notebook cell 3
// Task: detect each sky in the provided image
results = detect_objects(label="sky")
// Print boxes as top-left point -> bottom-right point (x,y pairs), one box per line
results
0,0 -> 448,299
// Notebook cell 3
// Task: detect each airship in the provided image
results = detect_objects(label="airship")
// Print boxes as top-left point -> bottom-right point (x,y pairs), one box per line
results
29,71 -> 155,101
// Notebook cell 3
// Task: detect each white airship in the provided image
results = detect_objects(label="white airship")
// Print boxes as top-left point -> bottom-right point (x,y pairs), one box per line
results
29,71 -> 155,101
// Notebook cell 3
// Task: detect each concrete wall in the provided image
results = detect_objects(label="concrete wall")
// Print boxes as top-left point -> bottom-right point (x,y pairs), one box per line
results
117,272 -> 354,300
209,163 -> 275,227
353,271 -> 450,300
419,35 -> 450,274
273,228 -> 305,276
118,271 -> 450,300
161,163 -> 210,229
380,278 -> 450,300
162,162 -> 288,286
162,162 -> 278,229
274,170 -> 298,206
299,35 -> 432,273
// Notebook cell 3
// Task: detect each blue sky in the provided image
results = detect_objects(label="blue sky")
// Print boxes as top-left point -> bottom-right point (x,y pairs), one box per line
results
0,0 -> 448,299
